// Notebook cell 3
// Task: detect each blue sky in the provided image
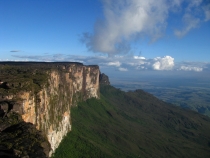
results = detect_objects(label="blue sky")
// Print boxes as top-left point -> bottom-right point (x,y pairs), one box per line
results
0,0 -> 210,76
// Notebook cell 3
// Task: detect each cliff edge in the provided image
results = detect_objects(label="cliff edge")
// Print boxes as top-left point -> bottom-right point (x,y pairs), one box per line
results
0,62 -> 100,157
99,73 -> 110,85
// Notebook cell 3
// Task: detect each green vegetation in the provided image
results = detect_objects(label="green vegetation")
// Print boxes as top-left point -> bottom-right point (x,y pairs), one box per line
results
52,85 -> 210,158
112,77 -> 210,117
0,63 -> 50,95
1,63 -> 210,157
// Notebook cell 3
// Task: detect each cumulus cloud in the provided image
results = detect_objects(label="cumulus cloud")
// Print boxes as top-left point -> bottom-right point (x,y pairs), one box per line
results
134,56 -> 146,60
176,61 -> 209,72
81,0 -> 209,55
152,56 -> 174,70
118,67 -> 128,71
11,54 -> 209,72
106,61 -> 121,67
81,0 -> 173,55
179,66 -> 203,72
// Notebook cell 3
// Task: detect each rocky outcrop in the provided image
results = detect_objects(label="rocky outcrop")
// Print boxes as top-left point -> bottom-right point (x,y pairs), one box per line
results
99,73 -> 110,85
0,111 -> 51,158
0,62 -> 100,156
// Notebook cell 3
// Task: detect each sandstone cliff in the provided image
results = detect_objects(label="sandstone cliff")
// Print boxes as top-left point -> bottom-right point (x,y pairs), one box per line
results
0,62 -> 100,157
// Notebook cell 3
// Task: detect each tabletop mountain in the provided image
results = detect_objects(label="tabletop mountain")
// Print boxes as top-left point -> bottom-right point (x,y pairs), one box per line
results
0,62 -> 210,158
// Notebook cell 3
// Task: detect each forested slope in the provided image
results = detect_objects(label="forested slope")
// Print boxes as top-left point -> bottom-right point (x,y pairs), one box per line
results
53,85 -> 210,158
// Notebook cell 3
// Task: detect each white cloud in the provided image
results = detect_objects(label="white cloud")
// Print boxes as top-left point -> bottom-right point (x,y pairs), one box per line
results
106,61 -> 121,67
176,61 -> 210,72
179,66 -> 203,72
81,0 -> 209,55
82,0 -> 182,55
118,67 -> 128,71
173,0 -> 210,37
152,56 -> 174,70
133,56 -> 146,60
11,54 -> 210,73
203,4 -> 210,21
136,65 -> 147,70
174,14 -> 200,37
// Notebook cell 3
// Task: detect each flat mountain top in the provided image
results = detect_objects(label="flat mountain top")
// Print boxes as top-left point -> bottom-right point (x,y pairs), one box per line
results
0,61 -> 83,64
0,61 -> 99,67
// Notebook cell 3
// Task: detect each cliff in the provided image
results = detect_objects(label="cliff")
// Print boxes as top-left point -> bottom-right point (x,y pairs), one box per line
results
0,62 -> 100,157
99,73 -> 110,85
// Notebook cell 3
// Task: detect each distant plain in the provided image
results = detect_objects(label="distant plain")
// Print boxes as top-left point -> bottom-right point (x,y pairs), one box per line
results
111,73 -> 210,117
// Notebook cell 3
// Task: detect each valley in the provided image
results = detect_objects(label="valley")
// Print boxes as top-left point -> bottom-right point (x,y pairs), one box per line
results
111,75 -> 210,117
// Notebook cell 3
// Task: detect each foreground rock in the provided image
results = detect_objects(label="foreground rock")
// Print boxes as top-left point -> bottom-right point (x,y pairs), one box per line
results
0,111 -> 50,158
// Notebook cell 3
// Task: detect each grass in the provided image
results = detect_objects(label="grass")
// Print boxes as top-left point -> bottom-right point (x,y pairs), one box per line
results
52,85 -> 210,158
112,79 -> 210,117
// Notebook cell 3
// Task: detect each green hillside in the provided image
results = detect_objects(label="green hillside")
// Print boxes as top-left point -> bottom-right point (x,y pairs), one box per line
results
112,77 -> 210,117
52,85 -> 210,158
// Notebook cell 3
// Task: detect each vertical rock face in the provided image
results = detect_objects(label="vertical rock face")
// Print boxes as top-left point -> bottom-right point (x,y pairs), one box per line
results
0,62 -> 100,156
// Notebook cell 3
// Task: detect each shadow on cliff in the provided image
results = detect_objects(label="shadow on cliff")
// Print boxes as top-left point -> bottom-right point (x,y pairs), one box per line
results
0,111 -> 50,158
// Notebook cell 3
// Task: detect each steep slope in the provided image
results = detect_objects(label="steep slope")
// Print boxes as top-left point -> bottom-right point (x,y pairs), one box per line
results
53,85 -> 210,158
0,62 -> 100,157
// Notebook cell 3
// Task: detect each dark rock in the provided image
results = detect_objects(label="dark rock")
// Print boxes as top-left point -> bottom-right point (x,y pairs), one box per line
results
0,101 -> 23,117
11,101 -> 23,115
0,109 -> 4,117
0,112 -> 50,158
0,146 -> 18,158
0,82 -> 9,89
0,111 -> 22,131
0,101 -> 9,113
99,73 -> 110,85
